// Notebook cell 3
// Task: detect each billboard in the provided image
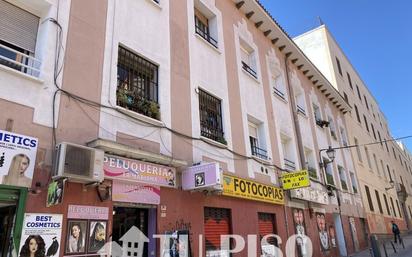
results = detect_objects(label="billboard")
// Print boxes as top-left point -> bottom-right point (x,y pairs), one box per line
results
0,130 -> 38,187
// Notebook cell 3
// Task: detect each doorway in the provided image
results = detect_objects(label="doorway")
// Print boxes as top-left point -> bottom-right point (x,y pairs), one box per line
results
113,206 -> 157,257
0,205 -> 16,257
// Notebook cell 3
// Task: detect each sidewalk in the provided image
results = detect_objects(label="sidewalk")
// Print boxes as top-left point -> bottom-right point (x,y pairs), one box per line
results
349,235 -> 412,257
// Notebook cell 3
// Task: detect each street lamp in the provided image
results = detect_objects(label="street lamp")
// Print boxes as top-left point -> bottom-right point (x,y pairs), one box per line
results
385,179 -> 395,191
319,146 -> 336,168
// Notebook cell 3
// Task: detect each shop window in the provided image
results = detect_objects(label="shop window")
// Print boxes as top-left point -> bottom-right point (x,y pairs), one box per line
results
0,0 -> 40,77
240,38 -> 257,78
194,2 -> 218,48
117,46 -> 160,120
199,89 -> 225,144
375,190 -> 383,214
365,185 -> 374,212
204,207 -> 231,256
248,121 -> 268,160
258,213 -> 277,255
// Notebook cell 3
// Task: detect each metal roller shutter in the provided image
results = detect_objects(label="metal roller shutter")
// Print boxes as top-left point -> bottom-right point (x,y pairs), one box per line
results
258,213 -> 277,245
0,0 -> 39,53
204,207 -> 231,251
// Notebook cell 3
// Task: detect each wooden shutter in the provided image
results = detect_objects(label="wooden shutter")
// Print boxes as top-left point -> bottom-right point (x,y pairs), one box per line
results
0,0 -> 39,53
204,208 -> 230,251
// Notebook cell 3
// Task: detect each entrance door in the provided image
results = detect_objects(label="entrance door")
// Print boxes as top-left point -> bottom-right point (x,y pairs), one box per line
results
0,205 -> 16,257
112,207 -> 149,257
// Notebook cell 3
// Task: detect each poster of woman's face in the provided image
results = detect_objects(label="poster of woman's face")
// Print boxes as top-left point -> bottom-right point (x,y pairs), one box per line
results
88,221 -> 107,253
65,220 -> 87,254
316,213 -> 330,251
19,235 -> 46,257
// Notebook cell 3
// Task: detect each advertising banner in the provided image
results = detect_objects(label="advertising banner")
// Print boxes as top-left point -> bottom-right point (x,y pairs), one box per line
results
0,130 -> 38,187
281,170 -> 310,190
19,213 -> 63,257
104,155 -> 176,188
222,174 -> 284,205
67,205 -> 109,220
112,180 -> 160,205
46,179 -> 65,207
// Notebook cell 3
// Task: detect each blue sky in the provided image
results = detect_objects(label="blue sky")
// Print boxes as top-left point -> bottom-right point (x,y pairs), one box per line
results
259,0 -> 412,150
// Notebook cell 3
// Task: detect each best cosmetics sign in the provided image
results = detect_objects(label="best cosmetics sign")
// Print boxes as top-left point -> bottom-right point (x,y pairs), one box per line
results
0,129 -> 38,187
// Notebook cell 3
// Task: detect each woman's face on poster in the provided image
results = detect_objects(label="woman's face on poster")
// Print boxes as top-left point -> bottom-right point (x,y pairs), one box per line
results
317,214 -> 326,231
18,157 -> 29,174
72,225 -> 80,239
95,227 -> 105,241
29,238 -> 38,253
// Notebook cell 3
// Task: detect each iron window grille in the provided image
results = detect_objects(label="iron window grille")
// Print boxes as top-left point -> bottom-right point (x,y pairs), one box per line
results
284,158 -> 296,171
194,14 -> 218,48
273,86 -> 285,99
199,89 -> 225,144
296,105 -> 306,116
250,137 -> 268,160
117,46 -> 160,120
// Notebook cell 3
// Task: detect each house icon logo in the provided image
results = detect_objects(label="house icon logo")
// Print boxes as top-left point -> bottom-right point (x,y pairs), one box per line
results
97,226 -> 149,257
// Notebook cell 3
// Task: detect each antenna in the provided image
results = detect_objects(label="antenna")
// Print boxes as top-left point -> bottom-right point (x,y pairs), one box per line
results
317,16 -> 324,26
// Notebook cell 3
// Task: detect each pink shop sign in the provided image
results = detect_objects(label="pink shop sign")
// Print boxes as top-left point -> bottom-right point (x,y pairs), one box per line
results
112,180 -> 160,205
67,205 -> 109,220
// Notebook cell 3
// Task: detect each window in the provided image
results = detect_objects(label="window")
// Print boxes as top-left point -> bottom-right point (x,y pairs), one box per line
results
295,91 -> 306,116
313,104 -> 323,126
363,115 -> 369,132
281,135 -> 296,171
204,207 -> 231,256
378,132 -> 383,146
194,7 -> 218,48
354,138 -> 362,162
340,127 -> 348,146
346,72 -> 353,89
329,117 -> 337,140
375,190 -> 383,214
390,197 -> 396,217
338,166 -> 348,191
396,200 -> 402,218
365,185 -> 374,212
371,123 -> 376,140
387,165 -> 393,181
0,1 -> 40,77
199,89 -> 225,144
356,85 -> 362,101
304,148 -> 318,179
383,194 -> 391,215
381,160 -> 387,180
343,92 -> 349,104
350,172 -> 358,193
354,105 -> 361,123
393,147 -> 397,160
273,75 -> 286,99
373,154 -> 380,176
240,39 -> 257,78
117,46 -> 160,119
336,57 -> 342,76
365,147 -> 372,169
248,122 -> 267,160
364,95 -> 369,110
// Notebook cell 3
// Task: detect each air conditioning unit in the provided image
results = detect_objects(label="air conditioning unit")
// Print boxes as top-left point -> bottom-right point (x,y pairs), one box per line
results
53,142 -> 104,183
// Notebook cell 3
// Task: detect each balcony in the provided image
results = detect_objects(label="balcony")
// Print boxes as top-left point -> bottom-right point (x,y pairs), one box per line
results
0,43 -> 41,78
241,61 -> 257,79
251,145 -> 268,160
284,158 -> 296,171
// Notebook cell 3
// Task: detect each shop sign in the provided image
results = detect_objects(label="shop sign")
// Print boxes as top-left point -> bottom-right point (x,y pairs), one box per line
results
281,170 -> 310,190
0,129 -> 38,188
222,174 -> 284,205
68,205 -> 109,220
182,162 -> 222,190
290,187 -> 329,205
19,213 -> 63,257
112,180 -> 160,205
104,155 -> 176,188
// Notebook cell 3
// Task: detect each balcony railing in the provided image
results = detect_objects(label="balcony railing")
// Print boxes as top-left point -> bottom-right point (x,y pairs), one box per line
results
296,105 -> 306,116
241,61 -> 257,79
251,145 -> 268,160
273,87 -> 285,99
284,158 -> 296,171
0,43 -> 41,78
195,25 -> 218,48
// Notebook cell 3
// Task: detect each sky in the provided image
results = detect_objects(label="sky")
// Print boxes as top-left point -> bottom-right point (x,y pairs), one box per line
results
259,0 -> 412,150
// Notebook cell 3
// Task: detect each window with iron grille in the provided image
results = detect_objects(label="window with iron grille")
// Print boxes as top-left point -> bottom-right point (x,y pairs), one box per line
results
199,89 -> 225,144
117,46 -> 160,120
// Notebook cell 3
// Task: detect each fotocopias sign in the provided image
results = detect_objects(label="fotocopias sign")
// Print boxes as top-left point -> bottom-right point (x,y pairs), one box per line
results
222,174 -> 284,205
